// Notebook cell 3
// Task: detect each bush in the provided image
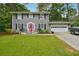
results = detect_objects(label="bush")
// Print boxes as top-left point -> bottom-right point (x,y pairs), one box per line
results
0,23 -> 5,32
38,28 -> 49,34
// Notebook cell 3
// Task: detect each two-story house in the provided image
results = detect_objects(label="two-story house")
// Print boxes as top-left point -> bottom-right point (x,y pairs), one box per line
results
11,12 -> 50,33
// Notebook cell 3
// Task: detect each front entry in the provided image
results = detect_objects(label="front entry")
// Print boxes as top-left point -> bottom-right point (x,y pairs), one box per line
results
27,22 -> 35,33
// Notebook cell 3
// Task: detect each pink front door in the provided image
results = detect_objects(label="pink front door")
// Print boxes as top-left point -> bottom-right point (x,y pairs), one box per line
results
28,23 -> 33,32
27,22 -> 35,33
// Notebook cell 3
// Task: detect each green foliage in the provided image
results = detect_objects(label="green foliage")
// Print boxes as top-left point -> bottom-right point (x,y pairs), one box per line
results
0,21 -> 5,32
37,3 -> 77,21
37,3 -> 50,12
0,34 -> 79,55
0,3 -> 29,32
72,16 -> 79,26
49,3 -> 64,21
65,3 -> 77,21
38,28 -> 49,33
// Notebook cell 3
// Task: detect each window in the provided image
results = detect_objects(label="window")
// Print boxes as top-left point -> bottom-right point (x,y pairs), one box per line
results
44,24 -> 46,29
29,14 -> 33,18
40,15 -> 44,19
38,14 -> 44,19
41,24 -> 43,28
27,14 -> 29,18
33,14 -> 35,18
38,24 -> 46,29
17,14 -> 22,20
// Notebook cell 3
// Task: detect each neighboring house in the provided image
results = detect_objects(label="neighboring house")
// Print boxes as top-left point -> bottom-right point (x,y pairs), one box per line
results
11,12 -> 70,33
11,12 -> 50,33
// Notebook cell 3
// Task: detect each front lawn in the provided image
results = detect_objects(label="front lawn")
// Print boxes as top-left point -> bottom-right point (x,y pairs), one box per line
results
0,34 -> 79,56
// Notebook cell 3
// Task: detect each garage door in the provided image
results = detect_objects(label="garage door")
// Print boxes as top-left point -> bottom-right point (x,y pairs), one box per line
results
51,25 -> 68,32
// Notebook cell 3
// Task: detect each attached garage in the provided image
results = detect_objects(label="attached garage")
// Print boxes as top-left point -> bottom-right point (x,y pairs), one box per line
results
49,22 -> 70,33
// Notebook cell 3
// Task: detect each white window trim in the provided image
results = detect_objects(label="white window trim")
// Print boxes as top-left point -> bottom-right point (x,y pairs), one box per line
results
17,14 -> 22,20
29,14 -> 33,18
40,14 -> 44,19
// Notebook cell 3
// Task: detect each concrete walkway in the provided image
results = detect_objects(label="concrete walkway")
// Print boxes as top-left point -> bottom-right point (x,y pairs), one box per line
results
55,32 -> 79,51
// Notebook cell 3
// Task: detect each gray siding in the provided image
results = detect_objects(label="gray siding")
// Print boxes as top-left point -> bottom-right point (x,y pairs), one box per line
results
12,13 -> 49,33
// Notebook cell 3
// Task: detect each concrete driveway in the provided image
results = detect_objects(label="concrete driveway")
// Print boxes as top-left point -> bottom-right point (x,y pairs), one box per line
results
55,32 -> 79,51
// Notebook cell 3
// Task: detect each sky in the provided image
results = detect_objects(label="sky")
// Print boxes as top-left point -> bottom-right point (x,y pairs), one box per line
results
26,3 -> 78,12
26,3 -> 37,12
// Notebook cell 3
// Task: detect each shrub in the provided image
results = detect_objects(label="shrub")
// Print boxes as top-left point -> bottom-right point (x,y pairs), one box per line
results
0,22 -> 5,32
38,28 -> 49,34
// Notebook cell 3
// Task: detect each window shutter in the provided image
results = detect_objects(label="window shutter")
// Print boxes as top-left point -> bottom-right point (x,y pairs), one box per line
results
15,14 -> 17,19
16,24 -> 17,30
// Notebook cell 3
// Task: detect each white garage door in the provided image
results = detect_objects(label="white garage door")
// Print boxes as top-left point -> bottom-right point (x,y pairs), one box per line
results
51,25 -> 68,32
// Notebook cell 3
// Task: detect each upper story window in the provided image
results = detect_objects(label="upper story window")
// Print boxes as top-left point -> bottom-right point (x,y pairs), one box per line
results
29,14 -> 33,18
40,14 -> 44,19
38,14 -> 44,19
27,14 -> 29,18
16,14 -> 23,20
33,14 -> 35,18
17,14 -> 22,20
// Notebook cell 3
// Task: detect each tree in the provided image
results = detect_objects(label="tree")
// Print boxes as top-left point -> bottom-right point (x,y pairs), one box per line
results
72,16 -> 79,26
71,4 -> 79,26
0,3 -> 29,32
49,3 -> 65,21
37,3 -> 50,12
65,3 -> 76,21
37,3 -> 77,21
5,3 -> 29,11
78,3 -> 79,15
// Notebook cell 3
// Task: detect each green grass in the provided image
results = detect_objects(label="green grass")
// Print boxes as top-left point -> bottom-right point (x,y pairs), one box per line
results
0,34 -> 79,56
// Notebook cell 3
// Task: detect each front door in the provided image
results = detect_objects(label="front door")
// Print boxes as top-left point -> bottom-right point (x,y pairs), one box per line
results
27,22 -> 35,33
